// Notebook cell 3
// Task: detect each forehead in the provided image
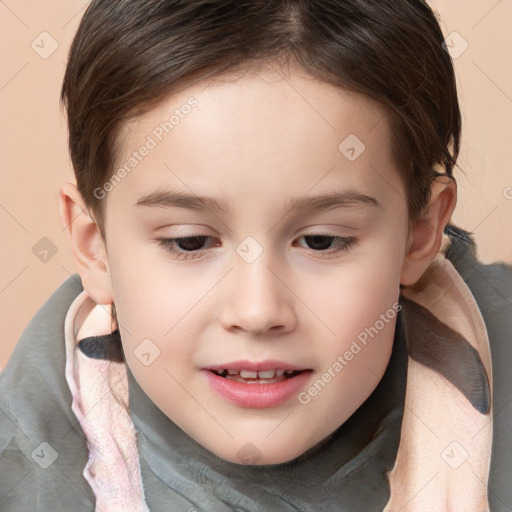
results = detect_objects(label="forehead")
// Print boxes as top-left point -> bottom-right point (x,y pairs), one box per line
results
112,63 -> 400,212
124,62 -> 390,145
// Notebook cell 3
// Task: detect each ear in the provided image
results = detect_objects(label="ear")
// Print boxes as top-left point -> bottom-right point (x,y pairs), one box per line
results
58,182 -> 113,305
400,175 -> 457,286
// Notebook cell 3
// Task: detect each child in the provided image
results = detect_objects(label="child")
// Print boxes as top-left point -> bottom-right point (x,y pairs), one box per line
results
1,0 -> 511,510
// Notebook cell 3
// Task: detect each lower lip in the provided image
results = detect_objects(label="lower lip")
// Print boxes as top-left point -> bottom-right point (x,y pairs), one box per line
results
202,370 -> 313,408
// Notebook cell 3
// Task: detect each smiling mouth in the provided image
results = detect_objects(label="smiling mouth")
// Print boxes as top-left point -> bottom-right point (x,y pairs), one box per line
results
204,365 -> 314,408
210,368 -> 305,384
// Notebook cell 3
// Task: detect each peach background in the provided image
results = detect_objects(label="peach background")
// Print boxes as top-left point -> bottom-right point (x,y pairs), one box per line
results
1,0 -> 511,370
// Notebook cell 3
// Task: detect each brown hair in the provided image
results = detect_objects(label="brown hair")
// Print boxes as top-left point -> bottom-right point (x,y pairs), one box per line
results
60,0 -> 460,238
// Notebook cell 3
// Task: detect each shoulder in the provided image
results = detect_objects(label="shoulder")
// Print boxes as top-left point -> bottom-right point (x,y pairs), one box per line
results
443,223 -> 512,510
443,223 -> 512,341
0,274 -> 94,509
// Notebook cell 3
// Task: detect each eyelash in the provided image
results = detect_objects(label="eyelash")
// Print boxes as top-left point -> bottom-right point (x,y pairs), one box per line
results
155,234 -> 358,261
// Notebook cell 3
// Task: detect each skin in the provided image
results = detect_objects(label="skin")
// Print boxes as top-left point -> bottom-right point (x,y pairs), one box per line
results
59,61 -> 456,465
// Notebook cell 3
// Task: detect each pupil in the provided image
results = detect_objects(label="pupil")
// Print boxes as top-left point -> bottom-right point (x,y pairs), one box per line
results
179,236 -> 207,251
305,235 -> 332,250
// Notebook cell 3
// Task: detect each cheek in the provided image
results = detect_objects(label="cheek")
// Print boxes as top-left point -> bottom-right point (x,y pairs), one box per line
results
300,248 -> 401,429
107,227 -> 199,327
298,237 -> 403,411
303,237 -> 403,336
106,240 -> 206,379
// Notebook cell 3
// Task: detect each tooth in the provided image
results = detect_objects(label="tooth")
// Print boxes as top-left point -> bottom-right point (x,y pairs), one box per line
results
227,369 -> 239,375
240,370 -> 258,378
276,370 -> 284,377
285,370 -> 294,374
258,370 -> 276,379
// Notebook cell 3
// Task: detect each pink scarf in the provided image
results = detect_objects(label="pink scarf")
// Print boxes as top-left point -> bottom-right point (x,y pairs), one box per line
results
64,290 -> 150,511
64,234 -> 493,511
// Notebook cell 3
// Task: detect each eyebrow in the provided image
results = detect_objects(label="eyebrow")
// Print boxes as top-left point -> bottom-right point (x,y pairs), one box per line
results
134,188 -> 382,214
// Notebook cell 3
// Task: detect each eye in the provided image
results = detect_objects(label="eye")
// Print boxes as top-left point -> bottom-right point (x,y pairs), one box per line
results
155,233 -> 357,260
294,234 -> 358,256
155,235 -> 218,260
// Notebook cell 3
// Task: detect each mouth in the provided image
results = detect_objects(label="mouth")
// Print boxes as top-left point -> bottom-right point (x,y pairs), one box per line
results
202,360 -> 313,408
209,368 -> 304,384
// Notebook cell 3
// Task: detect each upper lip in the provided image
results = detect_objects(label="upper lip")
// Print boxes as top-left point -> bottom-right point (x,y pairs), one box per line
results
203,359 -> 309,372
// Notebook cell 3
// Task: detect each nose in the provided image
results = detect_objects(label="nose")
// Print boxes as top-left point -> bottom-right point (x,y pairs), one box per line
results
218,251 -> 297,336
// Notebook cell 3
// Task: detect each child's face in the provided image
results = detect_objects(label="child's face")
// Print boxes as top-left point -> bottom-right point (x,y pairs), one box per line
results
102,63 -> 410,464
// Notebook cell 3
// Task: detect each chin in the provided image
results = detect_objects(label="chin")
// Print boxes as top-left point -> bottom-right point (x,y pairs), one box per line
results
204,437 -> 315,466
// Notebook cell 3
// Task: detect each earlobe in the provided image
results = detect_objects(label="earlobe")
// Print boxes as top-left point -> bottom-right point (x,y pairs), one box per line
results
58,182 -> 113,305
400,176 -> 457,286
